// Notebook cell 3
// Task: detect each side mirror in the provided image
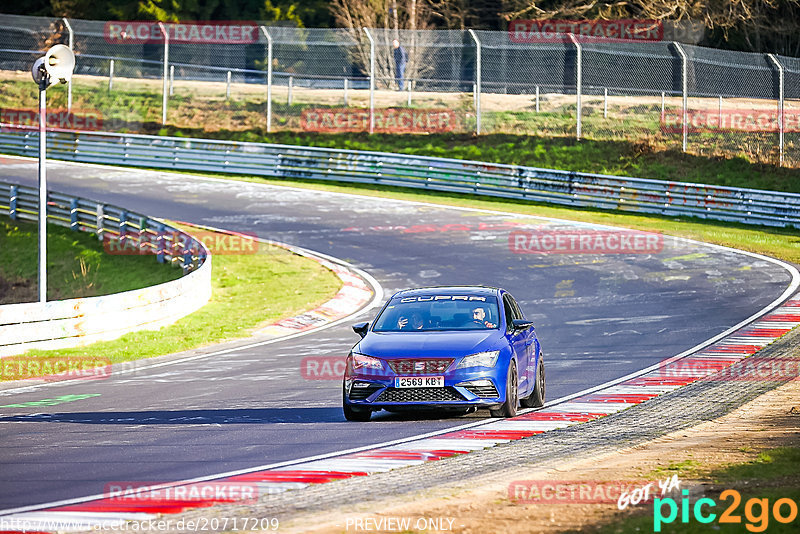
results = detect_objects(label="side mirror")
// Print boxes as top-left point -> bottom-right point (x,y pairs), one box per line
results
352,322 -> 369,338
512,319 -> 534,331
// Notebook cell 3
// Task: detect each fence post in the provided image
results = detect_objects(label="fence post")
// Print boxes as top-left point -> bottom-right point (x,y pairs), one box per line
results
344,78 -> 348,106
158,22 -> 169,125
260,26 -> 273,133
468,29 -> 481,135
767,53 -> 784,166
407,80 -> 412,106
603,87 -> 608,118
226,70 -> 231,100
288,75 -> 293,106
661,91 -> 665,120
568,34 -> 582,140
363,28 -> 375,134
673,42 -> 688,153
108,59 -> 114,91
535,85 -> 540,112
9,185 -> 17,220
63,18 -> 73,113
169,65 -> 174,96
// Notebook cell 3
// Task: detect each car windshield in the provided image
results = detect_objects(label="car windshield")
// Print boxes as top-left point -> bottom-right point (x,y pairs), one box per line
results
372,294 -> 500,332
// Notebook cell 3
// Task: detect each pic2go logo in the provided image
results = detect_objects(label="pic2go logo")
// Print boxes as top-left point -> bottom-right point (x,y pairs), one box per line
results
654,489 -> 798,532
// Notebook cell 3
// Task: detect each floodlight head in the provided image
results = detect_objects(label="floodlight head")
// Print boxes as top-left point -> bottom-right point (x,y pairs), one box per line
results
31,56 -> 47,85
44,44 -> 75,84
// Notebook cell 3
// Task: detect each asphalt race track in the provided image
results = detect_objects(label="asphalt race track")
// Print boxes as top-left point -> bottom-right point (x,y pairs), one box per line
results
0,156 -> 795,511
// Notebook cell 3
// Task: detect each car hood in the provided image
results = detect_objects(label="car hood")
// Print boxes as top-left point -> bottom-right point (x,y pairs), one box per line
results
356,330 -> 502,359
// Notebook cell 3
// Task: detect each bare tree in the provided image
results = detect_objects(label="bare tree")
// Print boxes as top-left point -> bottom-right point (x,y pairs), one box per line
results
500,0 -> 800,54
329,0 -> 437,89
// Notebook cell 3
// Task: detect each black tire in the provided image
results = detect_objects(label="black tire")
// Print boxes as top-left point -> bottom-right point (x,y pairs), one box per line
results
521,357 -> 545,408
490,360 -> 518,418
342,382 -> 371,422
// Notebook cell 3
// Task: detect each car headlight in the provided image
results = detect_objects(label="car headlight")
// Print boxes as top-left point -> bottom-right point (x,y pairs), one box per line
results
350,353 -> 383,371
456,350 -> 500,369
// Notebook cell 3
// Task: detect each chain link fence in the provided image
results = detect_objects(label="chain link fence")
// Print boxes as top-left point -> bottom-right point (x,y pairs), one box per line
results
1,13 -> 797,166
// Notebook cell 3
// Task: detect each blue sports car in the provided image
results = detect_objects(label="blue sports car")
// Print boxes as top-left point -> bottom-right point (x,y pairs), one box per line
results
343,286 -> 545,421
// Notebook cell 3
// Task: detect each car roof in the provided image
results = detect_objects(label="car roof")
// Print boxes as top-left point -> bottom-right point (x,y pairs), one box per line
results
390,286 -> 502,298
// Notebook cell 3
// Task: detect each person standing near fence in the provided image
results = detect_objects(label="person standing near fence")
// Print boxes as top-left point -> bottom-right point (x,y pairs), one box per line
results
392,39 -> 408,91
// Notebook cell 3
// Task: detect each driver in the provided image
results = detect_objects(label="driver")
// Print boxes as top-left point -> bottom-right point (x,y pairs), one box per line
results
471,306 -> 497,329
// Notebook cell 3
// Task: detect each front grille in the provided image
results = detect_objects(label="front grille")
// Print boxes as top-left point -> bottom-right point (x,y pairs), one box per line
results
388,358 -> 455,375
348,384 -> 383,400
376,387 -> 464,403
463,384 -> 500,398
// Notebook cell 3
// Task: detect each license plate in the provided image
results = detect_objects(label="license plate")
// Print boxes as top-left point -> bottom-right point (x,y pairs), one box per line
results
395,376 -> 444,388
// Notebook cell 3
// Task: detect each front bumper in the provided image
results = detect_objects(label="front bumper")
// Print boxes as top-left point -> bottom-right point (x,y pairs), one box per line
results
344,369 -> 506,409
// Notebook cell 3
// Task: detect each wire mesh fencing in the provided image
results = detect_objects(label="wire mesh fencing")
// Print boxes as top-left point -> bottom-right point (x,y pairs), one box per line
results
0,13 -> 798,167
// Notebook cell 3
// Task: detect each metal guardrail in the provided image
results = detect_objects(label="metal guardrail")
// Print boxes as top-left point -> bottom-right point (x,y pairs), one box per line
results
0,178 -> 211,356
0,179 -> 207,271
1,127 -> 799,229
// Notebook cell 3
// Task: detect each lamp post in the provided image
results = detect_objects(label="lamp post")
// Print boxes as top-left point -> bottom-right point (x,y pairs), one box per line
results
31,44 -> 75,303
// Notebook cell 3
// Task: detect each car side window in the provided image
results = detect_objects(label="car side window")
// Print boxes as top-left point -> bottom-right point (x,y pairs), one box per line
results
503,294 -> 519,332
509,295 -> 524,320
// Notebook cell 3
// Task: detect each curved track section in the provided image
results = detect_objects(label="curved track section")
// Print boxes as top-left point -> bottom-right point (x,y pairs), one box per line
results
0,156 -> 796,513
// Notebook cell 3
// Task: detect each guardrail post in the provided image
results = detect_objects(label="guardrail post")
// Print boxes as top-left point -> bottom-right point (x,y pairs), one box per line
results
63,17 -> 73,113
158,22 -> 169,125
260,26 -> 273,133
767,53 -> 785,166
156,223 -> 166,263
182,236 -> 192,273
96,204 -> 104,241
468,29 -> 481,135
673,42 -> 688,153
363,28 -> 375,134
70,198 -> 78,230
569,34 -> 582,140
138,216 -> 147,253
9,186 -> 17,220
119,210 -> 128,246
108,59 -> 114,91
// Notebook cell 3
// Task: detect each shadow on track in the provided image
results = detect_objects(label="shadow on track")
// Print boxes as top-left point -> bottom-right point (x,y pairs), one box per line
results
0,407 -> 489,424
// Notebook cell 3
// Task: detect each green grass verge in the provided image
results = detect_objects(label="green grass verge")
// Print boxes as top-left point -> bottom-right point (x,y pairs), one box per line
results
3,76 -> 800,192
570,447 -> 800,533
2,223 -> 342,378
0,216 -> 181,304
